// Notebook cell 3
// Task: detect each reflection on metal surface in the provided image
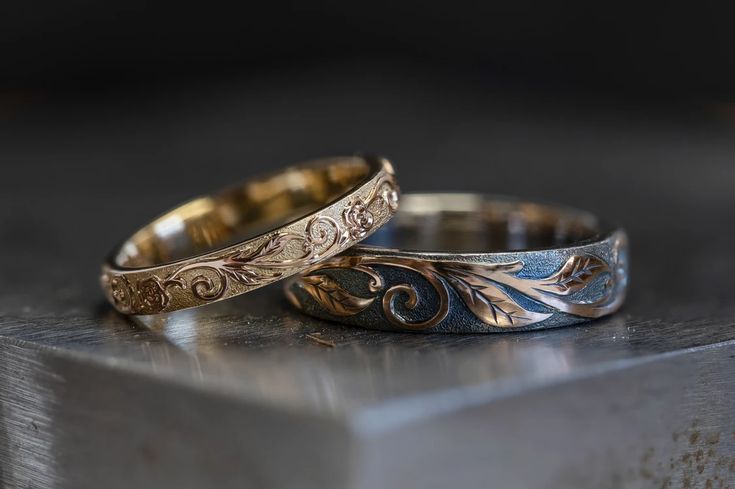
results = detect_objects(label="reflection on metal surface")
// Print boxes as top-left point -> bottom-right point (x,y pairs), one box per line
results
130,291 -> 632,414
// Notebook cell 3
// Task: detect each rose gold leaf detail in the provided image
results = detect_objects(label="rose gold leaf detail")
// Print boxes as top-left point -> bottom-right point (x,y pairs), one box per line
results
300,274 -> 375,316
231,235 -> 292,265
542,255 -> 610,294
254,235 -> 291,258
443,268 -> 551,328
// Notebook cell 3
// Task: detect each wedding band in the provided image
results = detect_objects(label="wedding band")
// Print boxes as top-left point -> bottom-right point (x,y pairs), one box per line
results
286,193 -> 628,333
101,156 -> 399,315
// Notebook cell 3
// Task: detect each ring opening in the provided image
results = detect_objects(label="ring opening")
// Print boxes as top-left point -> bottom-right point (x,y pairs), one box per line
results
364,194 -> 600,253
114,157 -> 373,268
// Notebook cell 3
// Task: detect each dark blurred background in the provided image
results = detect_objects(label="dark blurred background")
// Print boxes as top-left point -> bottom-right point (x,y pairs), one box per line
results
3,1 -> 735,97
0,1 -> 734,314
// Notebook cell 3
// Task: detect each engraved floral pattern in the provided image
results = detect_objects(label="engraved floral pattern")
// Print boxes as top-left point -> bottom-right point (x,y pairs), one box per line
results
102,275 -> 135,314
343,198 -> 374,239
103,172 -> 399,315
136,277 -> 170,314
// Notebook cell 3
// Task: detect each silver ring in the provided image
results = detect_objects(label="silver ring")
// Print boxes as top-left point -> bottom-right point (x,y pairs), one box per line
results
286,193 -> 628,333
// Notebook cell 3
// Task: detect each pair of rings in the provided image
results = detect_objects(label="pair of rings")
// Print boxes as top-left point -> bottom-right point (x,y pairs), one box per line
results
102,156 -> 628,333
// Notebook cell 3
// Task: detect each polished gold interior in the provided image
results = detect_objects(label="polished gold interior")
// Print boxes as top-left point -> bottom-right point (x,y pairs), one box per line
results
364,194 -> 600,253
114,157 -> 372,268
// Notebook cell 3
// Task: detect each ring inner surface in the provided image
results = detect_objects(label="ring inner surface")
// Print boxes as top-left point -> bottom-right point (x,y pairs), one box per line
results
364,194 -> 599,253
114,158 -> 371,268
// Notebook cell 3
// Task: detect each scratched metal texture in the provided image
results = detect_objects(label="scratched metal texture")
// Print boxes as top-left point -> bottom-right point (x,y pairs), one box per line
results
1,62 -> 734,488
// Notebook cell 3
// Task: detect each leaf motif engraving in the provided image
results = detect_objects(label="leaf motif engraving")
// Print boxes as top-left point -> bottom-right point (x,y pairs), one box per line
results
539,255 -> 610,294
248,234 -> 292,263
293,250 -> 621,330
442,267 -> 552,328
300,274 -> 375,316
216,236 -> 293,285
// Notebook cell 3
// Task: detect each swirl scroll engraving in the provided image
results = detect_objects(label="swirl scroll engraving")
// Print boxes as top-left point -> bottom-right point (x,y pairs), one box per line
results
102,174 -> 398,314
290,238 -> 626,330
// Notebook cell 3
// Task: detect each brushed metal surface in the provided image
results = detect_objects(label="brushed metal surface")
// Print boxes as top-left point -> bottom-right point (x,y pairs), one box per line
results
1,63 -> 734,488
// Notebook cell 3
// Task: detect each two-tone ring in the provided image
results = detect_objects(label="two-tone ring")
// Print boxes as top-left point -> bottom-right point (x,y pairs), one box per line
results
286,193 -> 628,333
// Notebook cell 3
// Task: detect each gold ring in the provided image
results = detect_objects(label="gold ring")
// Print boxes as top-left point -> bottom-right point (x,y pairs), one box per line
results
101,156 -> 399,315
